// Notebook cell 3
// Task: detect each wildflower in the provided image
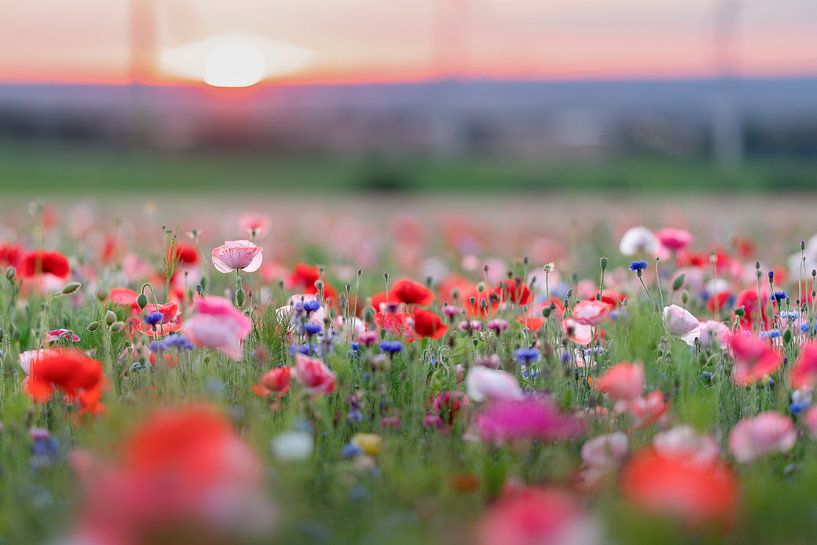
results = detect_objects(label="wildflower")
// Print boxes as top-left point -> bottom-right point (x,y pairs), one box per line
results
729,332 -> 783,386
621,447 -> 737,526
466,367 -> 524,402
351,433 -> 383,457
579,432 -> 628,488
572,300 -> 610,326
619,226 -> 657,256
475,354 -> 501,368
495,278 -> 533,306
626,390 -> 669,428
791,343 -> 817,390
144,311 -> 164,326
458,319 -> 482,333
185,296 -> 252,360
734,288 -> 769,329
302,299 -> 321,313
20,250 -> 71,292
429,391 -> 468,429
514,347 -> 540,365
390,278 -> 434,305
682,320 -> 729,348
628,260 -> 649,273
771,290 -> 788,304
595,362 -> 644,402
562,317 -> 593,346
210,239 -> 263,274
477,487 -> 599,545
272,430 -> 314,461
379,340 -> 403,355
25,348 -> 104,415
301,322 -> 323,337
653,426 -> 719,466
656,228 -> 693,252
476,396 -> 582,444
45,328 -> 80,343
805,406 -> 817,438
253,367 -> 292,398
294,353 -> 336,395
412,308 -> 447,339
663,304 -> 700,336
238,213 -> 270,237
31,427 -> 61,467
486,319 -> 509,335
729,412 -> 796,462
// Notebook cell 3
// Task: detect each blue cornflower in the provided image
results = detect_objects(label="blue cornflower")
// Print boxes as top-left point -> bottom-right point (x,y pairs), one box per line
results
802,323 -> 813,334
31,429 -> 60,467
302,322 -> 323,337
791,401 -> 808,416
629,260 -> 648,272
759,329 -> 782,340
341,443 -> 363,458
771,290 -> 788,303
379,341 -> 403,354
782,311 -> 800,322
514,347 -> 540,365
290,344 -> 313,356
144,311 -> 164,326
348,409 -> 363,423
303,299 -> 321,313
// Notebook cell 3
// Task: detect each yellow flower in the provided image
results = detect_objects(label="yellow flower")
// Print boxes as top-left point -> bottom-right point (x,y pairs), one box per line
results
352,433 -> 383,457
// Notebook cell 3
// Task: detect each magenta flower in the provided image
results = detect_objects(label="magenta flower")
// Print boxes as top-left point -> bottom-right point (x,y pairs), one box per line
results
475,396 -> 583,444
185,296 -> 253,360
211,240 -> 263,274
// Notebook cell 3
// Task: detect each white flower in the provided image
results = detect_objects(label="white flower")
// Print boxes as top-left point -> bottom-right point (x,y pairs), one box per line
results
466,366 -> 524,402
618,226 -> 657,256
663,304 -> 699,336
271,431 -> 313,462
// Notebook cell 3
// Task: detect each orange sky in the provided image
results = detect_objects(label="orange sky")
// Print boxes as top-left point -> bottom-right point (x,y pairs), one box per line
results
1,0 -> 816,85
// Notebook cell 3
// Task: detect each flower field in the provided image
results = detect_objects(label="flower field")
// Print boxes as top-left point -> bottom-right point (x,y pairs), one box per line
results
3,197 -> 817,545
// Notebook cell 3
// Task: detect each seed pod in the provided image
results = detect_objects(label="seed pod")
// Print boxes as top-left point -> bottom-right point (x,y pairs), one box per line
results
110,321 -> 125,333
105,310 -> 117,326
235,288 -> 246,308
61,282 -> 82,295
87,321 -> 100,332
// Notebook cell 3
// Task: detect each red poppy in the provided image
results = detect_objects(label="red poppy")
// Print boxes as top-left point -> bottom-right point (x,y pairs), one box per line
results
109,287 -> 139,308
516,316 -> 545,330
495,279 -> 532,306
462,286 -> 499,318
173,242 -> 199,266
734,288 -> 768,328
21,250 -> 70,279
253,367 -> 293,398
412,308 -> 448,339
621,447 -> 737,526
390,278 -> 434,306
729,332 -> 782,386
26,348 -> 105,414
791,343 -> 817,390
288,263 -> 338,302
0,243 -> 22,268
707,291 -> 733,314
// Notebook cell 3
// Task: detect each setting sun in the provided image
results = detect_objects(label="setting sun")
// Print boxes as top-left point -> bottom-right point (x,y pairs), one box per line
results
204,43 -> 266,87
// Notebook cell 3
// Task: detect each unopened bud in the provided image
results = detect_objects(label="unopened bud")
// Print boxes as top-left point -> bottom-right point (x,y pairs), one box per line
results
61,282 -> 82,295
87,321 -> 100,332
136,293 -> 148,309
110,321 -> 125,333
105,310 -> 116,326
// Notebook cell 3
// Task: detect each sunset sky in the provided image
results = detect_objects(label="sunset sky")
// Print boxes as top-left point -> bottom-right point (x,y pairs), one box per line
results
1,0 -> 816,85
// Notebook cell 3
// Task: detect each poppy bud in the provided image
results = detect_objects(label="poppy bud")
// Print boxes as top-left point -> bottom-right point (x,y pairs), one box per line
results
136,293 -> 148,309
542,307 -> 552,318
672,273 -> 685,291
681,291 -> 689,305
87,321 -> 100,332
5,267 -> 15,280
236,288 -> 246,308
364,308 -> 375,324
200,276 -> 208,291
734,308 -> 746,317
61,282 -> 82,295
802,240 -> 807,251
110,321 -> 125,333
105,310 -> 116,326
600,257 -> 609,270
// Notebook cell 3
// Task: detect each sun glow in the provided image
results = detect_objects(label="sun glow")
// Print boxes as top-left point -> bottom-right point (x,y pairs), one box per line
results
204,43 -> 266,88
160,34 -> 312,87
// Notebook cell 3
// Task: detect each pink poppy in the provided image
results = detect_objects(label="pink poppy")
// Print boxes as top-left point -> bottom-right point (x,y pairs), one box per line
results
791,343 -> 817,390
572,300 -> 610,326
728,411 -> 796,463
656,228 -> 693,252
211,240 -> 263,274
475,396 -> 583,444
477,487 -> 598,545
625,390 -> 668,428
562,317 -> 593,346
682,320 -> 729,348
805,406 -> 817,439
594,362 -> 644,402
465,367 -> 523,403
238,213 -> 270,236
46,328 -> 81,343
653,425 -> 719,467
581,432 -> 628,471
663,304 -> 699,336
729,333 -> 782,386
294,353 -> 336,396
185,296 -> 252,360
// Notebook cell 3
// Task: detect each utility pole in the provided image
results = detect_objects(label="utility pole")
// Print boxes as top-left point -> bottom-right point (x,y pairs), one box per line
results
712,0 -> 743,171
